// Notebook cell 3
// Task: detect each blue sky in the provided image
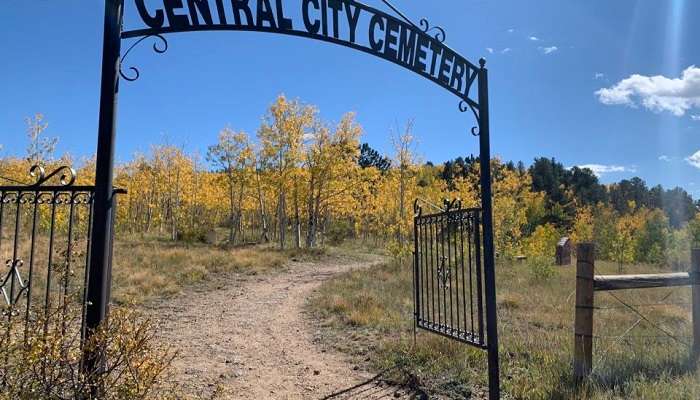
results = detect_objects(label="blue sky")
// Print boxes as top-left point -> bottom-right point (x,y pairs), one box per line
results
1,1 -> 700,195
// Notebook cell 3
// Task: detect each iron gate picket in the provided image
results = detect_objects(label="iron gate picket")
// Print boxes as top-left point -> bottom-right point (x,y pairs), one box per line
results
413,199 -> 486,348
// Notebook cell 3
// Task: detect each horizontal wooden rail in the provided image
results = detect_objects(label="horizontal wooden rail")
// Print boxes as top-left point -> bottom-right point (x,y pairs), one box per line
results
594,272 -> 700,291
574,245 -> 700,383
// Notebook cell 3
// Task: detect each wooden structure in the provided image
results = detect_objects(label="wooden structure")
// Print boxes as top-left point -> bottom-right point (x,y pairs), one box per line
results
556,237 -> 572,266
573,244 -> 700,381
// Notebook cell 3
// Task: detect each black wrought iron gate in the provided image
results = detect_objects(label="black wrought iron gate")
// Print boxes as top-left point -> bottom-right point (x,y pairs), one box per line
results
0,165 -> 122,347
413,200 -> 486,348
413,197 -> 499,397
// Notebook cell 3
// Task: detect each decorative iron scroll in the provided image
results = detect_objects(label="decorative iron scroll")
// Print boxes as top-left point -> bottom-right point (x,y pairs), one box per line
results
459,58 -> 486,137
121,0 -> 482,111
379,1 -> 446,42
27,164 -> 77,187
413,203 -> 486,348
119,34 -> 169,82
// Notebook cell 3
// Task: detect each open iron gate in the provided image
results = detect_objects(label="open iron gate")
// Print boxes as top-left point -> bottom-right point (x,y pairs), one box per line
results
413,199 -> 486,348
413,198 -> 499,395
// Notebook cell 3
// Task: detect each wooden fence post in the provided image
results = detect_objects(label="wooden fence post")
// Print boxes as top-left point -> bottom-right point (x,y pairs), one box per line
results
692,248 -> 700,365
574,243 -> 595,382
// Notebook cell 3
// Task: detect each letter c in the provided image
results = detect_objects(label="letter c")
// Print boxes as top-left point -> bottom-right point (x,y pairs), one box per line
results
303,0 -> 321,34
369,14 -> 385,51
135,0 -> 165,28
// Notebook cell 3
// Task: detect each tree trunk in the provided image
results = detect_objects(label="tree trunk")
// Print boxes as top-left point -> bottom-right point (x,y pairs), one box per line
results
306,175 -> 316,248
312,187 -> 322,247
278,190 -> 286,250
293,183 -> 301,249
229,178 -> 236,243
171,168 -> 181,241
255,170 -> 270,242
235,180 -> 245,243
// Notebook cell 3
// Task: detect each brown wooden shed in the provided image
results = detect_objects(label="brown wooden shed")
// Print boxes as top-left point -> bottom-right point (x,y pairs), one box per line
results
556,237 -> 572,266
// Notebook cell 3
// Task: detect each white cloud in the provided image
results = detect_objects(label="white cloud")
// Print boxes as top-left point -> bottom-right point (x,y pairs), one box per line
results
577,164 -> 635,177
500,48 -> 511,54
595,65 -> 700,117
659,155 -> 672,162
539,46 -> 558,55
486,47 -> 494,54
507,28 -> 515,33
594,73 -> 605,80
529,36 -> 540,41
686,150 -> 700,169
692,115 -> 700,121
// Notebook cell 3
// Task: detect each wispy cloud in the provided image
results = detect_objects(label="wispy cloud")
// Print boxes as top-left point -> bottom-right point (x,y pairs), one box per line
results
577,164 -> 635,177
539,46 -> 558,55
659,155 -> 672,162
594,73 -> 605,80
596,66 -> 700,117
529,36 -> 540,41
500,48 -> 512,54
686,150 -> 700,169
692,115 -> 700,121
507,28 -> 515,33
486,47 -> 494,54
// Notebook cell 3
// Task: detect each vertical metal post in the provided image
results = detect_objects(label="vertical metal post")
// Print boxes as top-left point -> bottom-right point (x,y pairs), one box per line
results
477,58 -> 500,400
83,0 -> 124,375
413,215 -> 420,346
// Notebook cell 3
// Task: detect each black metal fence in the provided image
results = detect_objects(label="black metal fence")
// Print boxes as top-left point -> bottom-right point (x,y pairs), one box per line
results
413,200 -> 486,348
0,165 -> 120,345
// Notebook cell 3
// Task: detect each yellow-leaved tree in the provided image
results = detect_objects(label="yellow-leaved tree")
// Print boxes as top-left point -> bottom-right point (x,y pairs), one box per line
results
258,95 -> 315,249
207,128 -> 254,243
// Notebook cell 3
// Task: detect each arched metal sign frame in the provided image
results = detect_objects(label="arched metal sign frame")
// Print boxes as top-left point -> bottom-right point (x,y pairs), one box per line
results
86,1 -> 500,398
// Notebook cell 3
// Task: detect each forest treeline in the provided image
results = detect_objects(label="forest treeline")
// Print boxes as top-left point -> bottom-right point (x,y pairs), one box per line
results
2,97 -> 700,269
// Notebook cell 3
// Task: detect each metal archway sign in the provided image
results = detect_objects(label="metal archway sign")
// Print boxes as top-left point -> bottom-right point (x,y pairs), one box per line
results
86,1 -> 500,398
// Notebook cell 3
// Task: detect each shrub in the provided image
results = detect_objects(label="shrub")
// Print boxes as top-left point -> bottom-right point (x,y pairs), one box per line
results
524,223 -> 559,259
528,255 -> 556,281
0,303 -> 179,400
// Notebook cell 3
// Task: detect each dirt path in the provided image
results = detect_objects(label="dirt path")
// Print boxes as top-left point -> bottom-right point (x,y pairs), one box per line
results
146,256 -> 419,399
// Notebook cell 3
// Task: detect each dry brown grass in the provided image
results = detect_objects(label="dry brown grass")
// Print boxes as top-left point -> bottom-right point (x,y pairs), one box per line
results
111,235 -> 304,305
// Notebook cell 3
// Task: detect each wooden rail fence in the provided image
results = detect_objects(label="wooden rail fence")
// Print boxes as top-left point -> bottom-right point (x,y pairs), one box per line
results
573,243 -> 700,381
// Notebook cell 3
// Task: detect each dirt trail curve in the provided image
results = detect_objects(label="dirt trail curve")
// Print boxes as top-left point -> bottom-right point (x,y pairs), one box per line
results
145,256 -> 420,399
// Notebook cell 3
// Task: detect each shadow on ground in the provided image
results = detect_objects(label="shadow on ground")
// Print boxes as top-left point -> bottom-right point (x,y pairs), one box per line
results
321,371 -> 427,400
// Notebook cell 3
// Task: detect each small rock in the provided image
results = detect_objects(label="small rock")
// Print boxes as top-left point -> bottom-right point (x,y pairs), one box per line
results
313,370 -> 320,376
